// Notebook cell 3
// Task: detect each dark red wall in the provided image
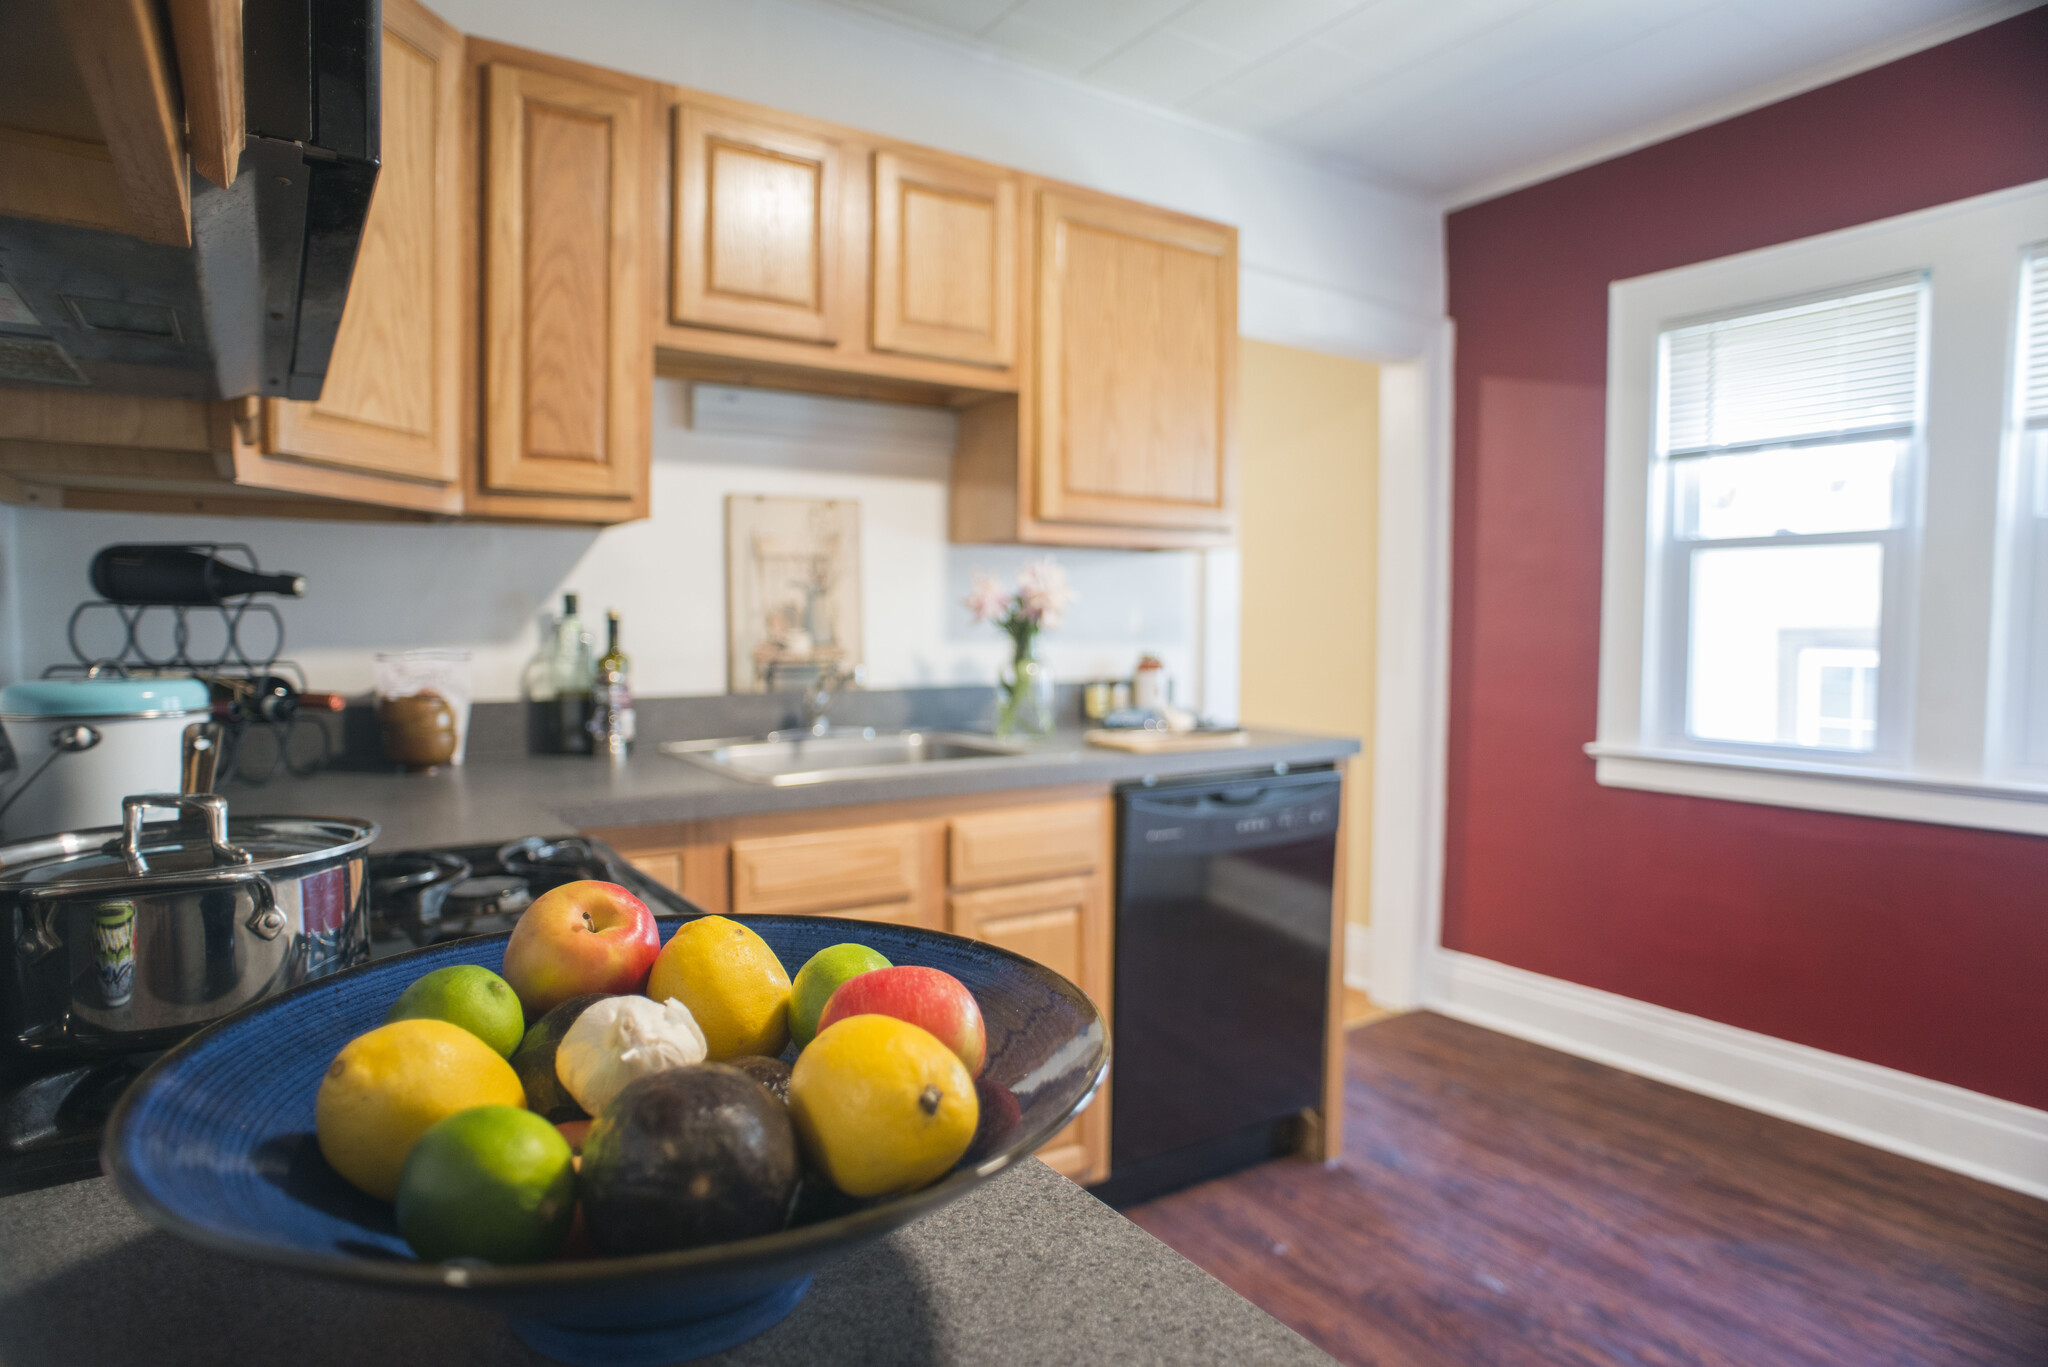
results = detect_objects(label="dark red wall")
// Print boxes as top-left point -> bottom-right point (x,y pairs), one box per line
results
1442,10 -> 2048,1110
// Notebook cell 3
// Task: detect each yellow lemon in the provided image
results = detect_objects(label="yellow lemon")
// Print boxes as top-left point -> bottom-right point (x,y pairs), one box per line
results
788,1014 -> 979,1198
314,1018 -> 526,1201
646,916 -> 792,1061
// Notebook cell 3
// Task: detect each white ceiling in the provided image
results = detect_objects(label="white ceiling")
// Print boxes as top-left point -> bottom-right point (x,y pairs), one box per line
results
806,0 -> 2030,202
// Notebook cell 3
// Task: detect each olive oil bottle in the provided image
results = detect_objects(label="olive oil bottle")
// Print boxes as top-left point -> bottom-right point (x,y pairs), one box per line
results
589,609 -> 635,757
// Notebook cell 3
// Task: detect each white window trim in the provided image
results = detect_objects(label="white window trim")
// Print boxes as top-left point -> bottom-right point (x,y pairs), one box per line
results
1593,178 -> 2048,836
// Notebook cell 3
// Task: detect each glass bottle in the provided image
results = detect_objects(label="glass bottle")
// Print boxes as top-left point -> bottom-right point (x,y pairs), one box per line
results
522,610 -> 560,753
589,609 -> 635,758
549,593 -> 595,754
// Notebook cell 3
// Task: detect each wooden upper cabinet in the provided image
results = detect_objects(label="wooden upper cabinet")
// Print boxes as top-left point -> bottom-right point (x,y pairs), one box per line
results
477,51 -> 651,512
671,105 -> 844,345
1034,189 -> 1236,534
251,0 -> 464,512
871,150 -> 1017,369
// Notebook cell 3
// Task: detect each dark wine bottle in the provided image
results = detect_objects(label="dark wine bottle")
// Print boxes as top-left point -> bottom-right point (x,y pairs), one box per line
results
207,676 -> 347,723
90,545 -> 307,604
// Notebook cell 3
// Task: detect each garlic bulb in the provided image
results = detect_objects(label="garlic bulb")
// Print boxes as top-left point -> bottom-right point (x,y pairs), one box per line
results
556,995 -> 708,1115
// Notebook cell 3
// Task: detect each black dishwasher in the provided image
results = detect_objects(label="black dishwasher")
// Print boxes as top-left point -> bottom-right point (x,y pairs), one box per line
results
1099,767 -> 1340,1207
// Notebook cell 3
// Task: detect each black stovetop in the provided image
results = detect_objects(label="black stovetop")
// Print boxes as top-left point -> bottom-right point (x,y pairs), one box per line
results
0,834 -> 697,1197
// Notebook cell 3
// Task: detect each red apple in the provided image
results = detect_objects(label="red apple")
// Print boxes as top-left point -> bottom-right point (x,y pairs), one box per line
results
816,965 -> 986,1077
502,880 -> 658,1019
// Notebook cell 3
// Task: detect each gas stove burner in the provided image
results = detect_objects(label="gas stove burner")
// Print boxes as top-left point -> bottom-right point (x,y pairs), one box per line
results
498,835 -> 604,880
364,833 -> 696,957
369,849 -> 471,944
444,874 -> 533,920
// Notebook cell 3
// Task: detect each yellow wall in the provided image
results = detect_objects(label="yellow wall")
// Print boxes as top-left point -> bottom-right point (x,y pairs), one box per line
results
1236,339 -> 1378,930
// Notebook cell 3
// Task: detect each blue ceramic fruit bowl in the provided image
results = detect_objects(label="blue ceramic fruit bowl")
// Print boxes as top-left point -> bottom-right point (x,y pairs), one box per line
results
103,916 -> 1108,1366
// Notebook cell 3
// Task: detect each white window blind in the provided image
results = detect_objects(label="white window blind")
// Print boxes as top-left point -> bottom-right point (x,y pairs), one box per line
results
1661,281 -> 1924,457
2024,249 -> 2048,430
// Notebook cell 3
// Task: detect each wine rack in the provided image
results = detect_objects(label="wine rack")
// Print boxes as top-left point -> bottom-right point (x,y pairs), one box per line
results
49,545 -> 329,783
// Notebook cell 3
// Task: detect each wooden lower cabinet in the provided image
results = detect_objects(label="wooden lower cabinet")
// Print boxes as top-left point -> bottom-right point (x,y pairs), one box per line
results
592,789 -> 1114,1183
947,874 -> 1108,1180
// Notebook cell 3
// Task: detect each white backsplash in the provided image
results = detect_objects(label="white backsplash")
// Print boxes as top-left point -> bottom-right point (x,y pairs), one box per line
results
0,379 -> 1236,715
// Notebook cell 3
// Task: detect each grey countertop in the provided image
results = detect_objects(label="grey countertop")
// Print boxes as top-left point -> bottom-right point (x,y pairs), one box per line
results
0,1160 -> 1333,1367
225,728 -> 1361,850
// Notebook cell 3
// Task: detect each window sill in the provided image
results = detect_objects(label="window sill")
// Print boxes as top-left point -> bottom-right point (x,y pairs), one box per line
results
1584,743 -> 2048,836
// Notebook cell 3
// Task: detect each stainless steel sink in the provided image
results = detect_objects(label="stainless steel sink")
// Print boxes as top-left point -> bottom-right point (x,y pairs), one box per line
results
661,729 -> 1046,786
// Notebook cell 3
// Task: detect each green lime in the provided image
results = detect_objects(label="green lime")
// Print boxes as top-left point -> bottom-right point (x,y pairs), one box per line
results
789,943 -> 892,1049
395,1106 -> 576,1264
386,965 -> 525,1058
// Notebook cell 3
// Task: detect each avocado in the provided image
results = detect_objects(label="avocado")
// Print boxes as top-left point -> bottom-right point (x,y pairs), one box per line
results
510,993 -> 610,1122
580,1064 -> 801,1255
727,1054 -> 792,1105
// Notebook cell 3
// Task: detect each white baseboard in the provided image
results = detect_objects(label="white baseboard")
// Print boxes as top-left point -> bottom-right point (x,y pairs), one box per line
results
1427,949 -> 2048,1201
1344,923 -> 1372,992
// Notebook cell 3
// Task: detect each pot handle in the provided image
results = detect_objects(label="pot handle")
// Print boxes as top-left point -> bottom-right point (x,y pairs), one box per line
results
121,793 -> 253,875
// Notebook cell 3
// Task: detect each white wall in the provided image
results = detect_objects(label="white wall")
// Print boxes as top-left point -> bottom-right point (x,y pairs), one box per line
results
432,0 -> 1444,361
1,382 -> 1207,705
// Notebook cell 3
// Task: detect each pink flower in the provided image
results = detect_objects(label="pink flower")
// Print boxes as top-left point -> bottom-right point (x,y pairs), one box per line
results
965,571 -> 1010,624
1016,559 -> 1074,630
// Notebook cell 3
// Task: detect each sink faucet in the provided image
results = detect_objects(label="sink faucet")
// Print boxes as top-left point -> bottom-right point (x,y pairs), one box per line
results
799,663 -> 862,737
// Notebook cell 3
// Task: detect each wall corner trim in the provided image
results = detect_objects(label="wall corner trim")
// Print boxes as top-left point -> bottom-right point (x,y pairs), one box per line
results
1344,922 -> 1372,992
1427,948 -> 2048,1201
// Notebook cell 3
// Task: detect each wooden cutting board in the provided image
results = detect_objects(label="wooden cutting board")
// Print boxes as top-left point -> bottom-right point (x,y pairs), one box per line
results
1084,728 -> 1249,753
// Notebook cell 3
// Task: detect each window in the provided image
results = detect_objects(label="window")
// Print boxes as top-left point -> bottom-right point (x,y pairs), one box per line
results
1591,178 -> 2048,835
1650,282 -> 1922,760
1997,248 -> 2048,775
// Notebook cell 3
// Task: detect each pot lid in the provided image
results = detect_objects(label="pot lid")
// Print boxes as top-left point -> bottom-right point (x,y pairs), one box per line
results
0,799 -> 377,893
0,676 -> 209,719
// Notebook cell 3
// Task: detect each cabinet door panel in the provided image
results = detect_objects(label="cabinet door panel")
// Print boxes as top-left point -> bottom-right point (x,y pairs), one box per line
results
522,105 -> 611,462
481,60 -> 646,500
950,877 -> 1088,981
672,107 -> 842,344
1035,190 -> 1234,532
263,0 -> 461,499
872,150 -> 1015,368
622,850 -> 682,892
950,874 -> 1107,1183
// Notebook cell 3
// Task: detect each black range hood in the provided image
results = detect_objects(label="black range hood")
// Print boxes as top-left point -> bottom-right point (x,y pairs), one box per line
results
0,0 -> 380,401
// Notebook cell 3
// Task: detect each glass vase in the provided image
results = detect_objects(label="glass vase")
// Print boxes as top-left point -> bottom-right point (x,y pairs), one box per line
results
995,654 -> 1055,739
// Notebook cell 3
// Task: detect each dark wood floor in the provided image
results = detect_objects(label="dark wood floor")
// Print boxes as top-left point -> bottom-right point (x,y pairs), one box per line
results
1126,1012 -> 2048,1367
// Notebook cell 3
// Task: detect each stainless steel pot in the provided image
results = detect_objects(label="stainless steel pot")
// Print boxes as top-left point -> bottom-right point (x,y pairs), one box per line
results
0,793 -> 378,1057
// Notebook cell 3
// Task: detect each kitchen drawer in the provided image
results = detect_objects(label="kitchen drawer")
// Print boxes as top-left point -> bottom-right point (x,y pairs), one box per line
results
948,800 -> 1102,889
730,821 -> 924,916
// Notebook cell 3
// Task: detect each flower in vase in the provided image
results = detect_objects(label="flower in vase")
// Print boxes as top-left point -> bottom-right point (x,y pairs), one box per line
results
966,560 -> 1077,738
966,571 -> 1011,625
1016,559 -> 1074,630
